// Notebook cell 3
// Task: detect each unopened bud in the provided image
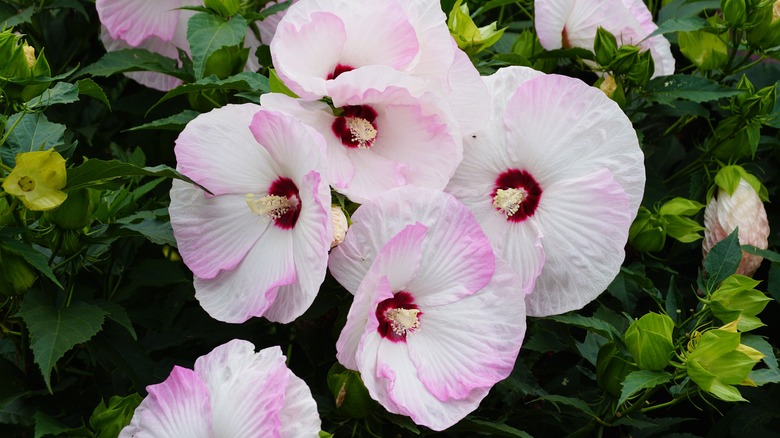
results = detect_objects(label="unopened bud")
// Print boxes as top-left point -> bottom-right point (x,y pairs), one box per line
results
330,206 -> 348,249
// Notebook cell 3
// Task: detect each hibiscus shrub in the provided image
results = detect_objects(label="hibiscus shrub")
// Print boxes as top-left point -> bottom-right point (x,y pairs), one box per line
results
1,0 -> 779,436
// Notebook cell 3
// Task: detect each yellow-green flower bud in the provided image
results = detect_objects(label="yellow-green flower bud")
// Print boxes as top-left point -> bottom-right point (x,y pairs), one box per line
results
629,207 -> 667,252
89,394 -> 143,438
593,27 -> 618,67
746,1 -> 780,49
624,313 -> 675,370
2,150 -> 68,211
0,29 -> 51,101
709,275 -> 771,331
721,0 -> 748,27
685,322 -> 764,402
326,363 -> 377,418
448,0 -> 505,56
596,342 -> 637,397
45,188 -> 96,230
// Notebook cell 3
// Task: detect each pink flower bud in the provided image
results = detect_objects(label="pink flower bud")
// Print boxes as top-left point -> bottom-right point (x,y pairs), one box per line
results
703,179 -> 770,276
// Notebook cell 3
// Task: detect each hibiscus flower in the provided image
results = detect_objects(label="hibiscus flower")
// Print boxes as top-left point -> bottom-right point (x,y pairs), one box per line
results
446,66 -> 645,316
119,340 -> 320,437
169,104 -> 332,323
329,187 -> 528,431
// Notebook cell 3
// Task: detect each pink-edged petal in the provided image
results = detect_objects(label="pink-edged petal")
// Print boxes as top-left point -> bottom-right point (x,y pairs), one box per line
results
330,187 -> 489,300
359,335 -> 488,431
407,256 -> 526,401
169,181 -> 268,279
278,372 -> 321,437
528,168 -> 631,316
96,0 -> 183,46
175,104 -> 278,196
394,0 -> 455,79
249,108 -> 328,183
194,229 -> 296,323
534,0 -> 574,49
262,171 -> 331,323
195,341 -> 287,437
119,366 -> 212,438
503,72 -> 645,216
482,66 -> 545,121
488,216 -> 545,295
271,10 -> 347,98
619,0 -> 675,76
337,275 -> 394,370
337,147 -> 407,204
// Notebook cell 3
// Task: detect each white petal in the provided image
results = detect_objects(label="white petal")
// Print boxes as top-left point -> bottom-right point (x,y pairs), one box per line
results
441,44 -> 490,136
490,217 -> 545,295
175,104 -> 278,196
278,372 -> 321,438
96,0 -> 183,46
527,169 -> 631,316
407,256 -> 526,401
194,229 -> 296,323
119,366 -> 212,438
169,182 -> 268,279
195,341 -> 287,437
337,274 -> 394,370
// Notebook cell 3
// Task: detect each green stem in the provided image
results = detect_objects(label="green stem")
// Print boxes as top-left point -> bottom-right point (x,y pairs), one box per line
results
0,109 -> 26,147
640,391 -> 690,413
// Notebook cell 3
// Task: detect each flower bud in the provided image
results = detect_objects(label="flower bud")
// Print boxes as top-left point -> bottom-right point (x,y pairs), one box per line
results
721,0 -> 748,27
203,45 -> 249,80
89,394 -> 143,438
0,29 -> 51,101
703,171 -> 769,277
2,150 -> 68,211
624,313 -> 675,370
678,29 -> 729,70
709,274 -> 771,331
204,0 -> 241,17
608,45 -> 641,75
629,207 -> 666,253
0,246 -> 37,296
685,322 -> 764,402
330,206 -> 348,249
326,363 -> 377,418
596,342 -> 637,397
746,1 -> 780,49
45,188 -> 96,230
593,27 -> 618,67
448,0 -> 505,56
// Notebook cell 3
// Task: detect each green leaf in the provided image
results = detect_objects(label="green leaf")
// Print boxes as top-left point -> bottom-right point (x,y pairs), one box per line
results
703,229 -> 742,290
646,75 -> 743,105
664,215 -> 704,243
76,79 -> 111,110
116,216 -> 176,246
17,290 -> 108,392
148,71 -> 269,113
454,419 -> 533,437
742,334 -> 780,386
34,411 -> 74,438
2,6 -> 34,27
1,113 -> 66,166
538,394 -> 596,417
187,12 -> 247,79
127,110 -> 200,131
92,300 -> 137,340
646,17 -> 710,38
269,68 -> 298,98
659,197 -> 704,216
618,370 -> 673,406
25,82 -> 80,109
65,159 -> 209,193
548,314 -> 621,340
742,245 -> 780,263
0,238 -> 63,288
77,49 -> 189,80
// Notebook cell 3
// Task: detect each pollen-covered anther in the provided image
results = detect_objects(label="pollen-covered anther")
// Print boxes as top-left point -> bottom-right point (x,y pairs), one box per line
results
347,117 -> 377,149
493,188 -> 527,217
246,194 -> 293,219
384,308 -> 421,336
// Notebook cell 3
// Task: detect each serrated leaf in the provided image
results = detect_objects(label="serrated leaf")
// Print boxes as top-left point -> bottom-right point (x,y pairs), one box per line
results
548,314 -> 621,340
117,217 -> 176,246
618,370 -> 673,406
17,290 -> 108,392
92,301 -> 137,340
742,245 -> 780,263
1,113 -> 66,166
703,229 -> 742,290
77,49 -> 189,80
34,411 -> 74,438
25,82 -> 79,109
742,334 -> 780,386
2,6 -> 34,26
65,159 -> 209,193
187,12 -> 247,79
76,79 -> 111,110
148,72 -> 269,113
127,110 -> 199,131
646,75 -> 743,105
646,17 -> 710,38
0,238 -> 62,288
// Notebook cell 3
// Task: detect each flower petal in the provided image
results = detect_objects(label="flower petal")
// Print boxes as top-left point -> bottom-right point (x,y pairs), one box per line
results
337,275 -> 395,371
278,371 -> 322,437
169,182 -> 268,279
119,366 -> 212,438
175,104 -> 279,196
194,229 -> 296,323
527,168 -> 631,316
407,256 -> 526,401
96,0 -> 184,46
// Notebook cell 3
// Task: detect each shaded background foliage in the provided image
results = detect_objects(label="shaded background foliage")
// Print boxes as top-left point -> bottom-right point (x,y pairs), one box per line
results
0,0 -> 779,436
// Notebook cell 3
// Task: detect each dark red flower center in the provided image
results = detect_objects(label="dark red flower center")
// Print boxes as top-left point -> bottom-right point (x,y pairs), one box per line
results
267,177 -> 301,229
331,105 -> 379,149
492,169 -> 542,222
327,63 -> 354,80
375,291 -> 421,343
